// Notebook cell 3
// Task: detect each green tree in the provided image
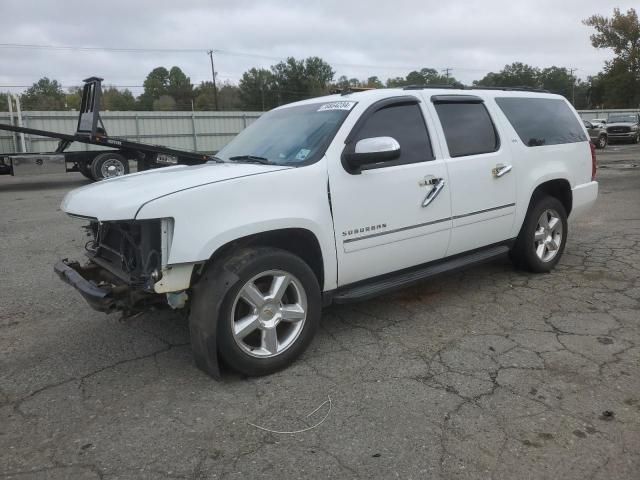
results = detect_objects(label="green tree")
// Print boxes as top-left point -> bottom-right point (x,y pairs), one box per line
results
21,77 -> 66,110
167,66 -> 194,109
195,81 -> 242,111
406,68 -> 461,86
217,82 -> 242,111
270,57 -> 335,105
584,8 -> 640,107
538,67 -> 574,98
102,87 -> 136,111
365,76 -> 384,88
194,81 -> 217,110
300,56 -> 335,96
0,92 -> 9,112
386,76 -> 407,87
385,68 -> 462,88
65,86 -> 82,110
153,95 -> 176,111
474,63 -> 540,88
138,67 -> 170,110
238,67 -> 276,110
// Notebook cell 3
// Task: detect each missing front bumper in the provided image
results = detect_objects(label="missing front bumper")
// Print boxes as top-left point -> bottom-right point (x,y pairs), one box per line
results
54,259 -> 163,314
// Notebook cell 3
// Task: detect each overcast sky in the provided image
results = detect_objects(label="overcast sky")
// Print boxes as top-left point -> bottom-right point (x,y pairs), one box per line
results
0,0 -> 634,94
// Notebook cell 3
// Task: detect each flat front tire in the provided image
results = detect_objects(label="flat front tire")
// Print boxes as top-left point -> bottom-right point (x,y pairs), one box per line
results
190,247 -> 321,377
510,195 -> 568,273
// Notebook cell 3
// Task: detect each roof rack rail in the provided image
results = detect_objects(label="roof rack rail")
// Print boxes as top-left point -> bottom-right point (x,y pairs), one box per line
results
402,84 -> 461,90
330,86 -> 377,95
469,86 -> 549,93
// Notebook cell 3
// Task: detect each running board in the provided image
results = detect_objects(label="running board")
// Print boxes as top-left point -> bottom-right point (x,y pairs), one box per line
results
331,245 -> 510,303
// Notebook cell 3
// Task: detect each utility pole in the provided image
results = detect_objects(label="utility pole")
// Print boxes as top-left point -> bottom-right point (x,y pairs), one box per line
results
207,49 -> 219,111
442,67 -> 452,80
569,68 -> 577,106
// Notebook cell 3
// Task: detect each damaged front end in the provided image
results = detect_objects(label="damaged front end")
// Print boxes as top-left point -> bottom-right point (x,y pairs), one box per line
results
55,218 -> 189,315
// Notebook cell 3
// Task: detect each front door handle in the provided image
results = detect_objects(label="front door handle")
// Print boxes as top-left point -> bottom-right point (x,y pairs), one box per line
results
492,163 -> 512,178
422,177 -> 445,207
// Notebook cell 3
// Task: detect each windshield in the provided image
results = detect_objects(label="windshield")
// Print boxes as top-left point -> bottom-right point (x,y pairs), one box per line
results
608,115 -> 636,123
216,101 -> 356,166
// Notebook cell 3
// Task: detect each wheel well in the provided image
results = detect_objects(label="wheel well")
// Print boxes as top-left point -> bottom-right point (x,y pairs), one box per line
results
201,228 -> 324,288
531,179 -> 572,215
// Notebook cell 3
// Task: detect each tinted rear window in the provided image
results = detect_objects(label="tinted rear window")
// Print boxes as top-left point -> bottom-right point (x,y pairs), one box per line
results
434,103 -> 499,157
495,97 -> 587,147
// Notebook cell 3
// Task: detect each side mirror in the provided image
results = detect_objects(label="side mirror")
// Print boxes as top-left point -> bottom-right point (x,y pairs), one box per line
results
343,136 -> 401,173
584,122 -> 593,129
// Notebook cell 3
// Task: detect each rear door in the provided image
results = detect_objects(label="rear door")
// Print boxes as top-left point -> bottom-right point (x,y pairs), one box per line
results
425,94 -> 517,256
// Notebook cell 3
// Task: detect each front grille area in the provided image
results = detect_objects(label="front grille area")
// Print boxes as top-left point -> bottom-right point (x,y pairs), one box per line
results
85,220 -> 161,286
607,126 -> 631,134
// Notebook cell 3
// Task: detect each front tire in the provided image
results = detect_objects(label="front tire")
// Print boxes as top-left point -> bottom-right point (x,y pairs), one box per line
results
510,195 -> 568,273
190,247 -> 321,377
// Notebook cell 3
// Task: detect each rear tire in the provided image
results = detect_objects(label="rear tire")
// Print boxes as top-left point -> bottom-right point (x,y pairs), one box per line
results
91,152 -> 129,180
510,195 -> 568,273
597,134 -> 607,149
190,247 -> 321,377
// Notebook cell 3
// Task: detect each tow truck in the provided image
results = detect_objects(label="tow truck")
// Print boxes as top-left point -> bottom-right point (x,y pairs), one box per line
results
0,77 -> 209,181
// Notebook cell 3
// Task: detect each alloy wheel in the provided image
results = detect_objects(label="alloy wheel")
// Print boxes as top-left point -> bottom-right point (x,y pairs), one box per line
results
230,270 -> 307,358
533,209 -> 563,262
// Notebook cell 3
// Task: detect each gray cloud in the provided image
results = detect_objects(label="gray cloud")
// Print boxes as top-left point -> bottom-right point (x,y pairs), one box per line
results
0,0 -> 634,93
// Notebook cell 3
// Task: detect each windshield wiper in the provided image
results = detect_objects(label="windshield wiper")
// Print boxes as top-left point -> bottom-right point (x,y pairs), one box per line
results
228,155 -> 274,165
209,155 -> 225,163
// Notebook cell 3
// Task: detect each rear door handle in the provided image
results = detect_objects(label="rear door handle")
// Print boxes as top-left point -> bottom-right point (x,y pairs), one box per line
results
421,177 -> 445,207
492,164 -> 512,178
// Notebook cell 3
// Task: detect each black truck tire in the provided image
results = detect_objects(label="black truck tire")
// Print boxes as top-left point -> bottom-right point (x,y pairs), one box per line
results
77,160 -> 95,180
190,247 -> 321,377
510,195 -> 568,273
91,152 -> 130,180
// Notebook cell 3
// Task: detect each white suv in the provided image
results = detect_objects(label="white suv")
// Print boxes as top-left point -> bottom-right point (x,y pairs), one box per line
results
56,87 -> 598,377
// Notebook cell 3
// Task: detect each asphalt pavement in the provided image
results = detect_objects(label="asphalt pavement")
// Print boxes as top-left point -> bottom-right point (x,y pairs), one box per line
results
1,144 -> 639,479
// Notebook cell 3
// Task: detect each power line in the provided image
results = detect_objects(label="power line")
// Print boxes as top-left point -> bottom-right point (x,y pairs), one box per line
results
0,43 -> 205,53
0,42 -> 493,72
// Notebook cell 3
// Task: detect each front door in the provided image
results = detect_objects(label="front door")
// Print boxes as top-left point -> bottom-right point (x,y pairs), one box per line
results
328,97 -> 452,286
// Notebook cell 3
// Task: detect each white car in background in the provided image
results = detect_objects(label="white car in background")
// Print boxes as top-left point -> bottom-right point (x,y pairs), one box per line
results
55,87 -> 599,378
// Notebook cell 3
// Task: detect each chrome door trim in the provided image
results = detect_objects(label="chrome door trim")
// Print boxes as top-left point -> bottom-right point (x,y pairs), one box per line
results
342,202 -> 516,244
492,163 -> 513,178
422,178 -> 446,207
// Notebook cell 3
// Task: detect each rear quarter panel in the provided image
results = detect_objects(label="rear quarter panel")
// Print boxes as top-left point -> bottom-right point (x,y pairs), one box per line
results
488,95 -> 593,237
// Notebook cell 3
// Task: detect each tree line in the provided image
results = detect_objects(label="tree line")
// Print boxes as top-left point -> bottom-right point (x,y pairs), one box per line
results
1,8 -> 638,112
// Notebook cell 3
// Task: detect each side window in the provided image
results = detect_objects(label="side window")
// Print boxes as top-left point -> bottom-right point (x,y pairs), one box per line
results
352,103 -> 434,166
434,102 -> 499,157
495,97 -> 587,147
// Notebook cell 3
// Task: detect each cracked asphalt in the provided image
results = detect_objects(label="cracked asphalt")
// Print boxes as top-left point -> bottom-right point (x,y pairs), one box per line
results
1,145 -> 639,479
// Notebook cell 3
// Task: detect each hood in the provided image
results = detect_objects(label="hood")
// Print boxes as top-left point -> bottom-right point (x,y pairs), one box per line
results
607,122 -> 636,128
61,162 -> 290,221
